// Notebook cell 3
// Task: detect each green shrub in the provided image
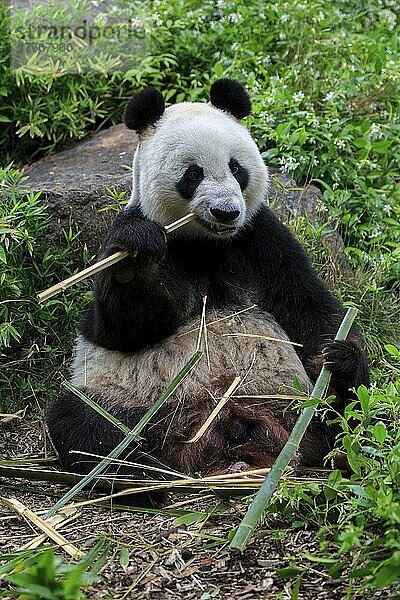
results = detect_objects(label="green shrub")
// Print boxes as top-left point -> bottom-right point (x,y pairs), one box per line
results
267,345 -> 400,595
0,164 -> 89,410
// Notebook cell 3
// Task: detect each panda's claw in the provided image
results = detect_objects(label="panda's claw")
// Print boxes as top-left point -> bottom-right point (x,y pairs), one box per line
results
320,339 -> 369,395
322,340 -> 360,376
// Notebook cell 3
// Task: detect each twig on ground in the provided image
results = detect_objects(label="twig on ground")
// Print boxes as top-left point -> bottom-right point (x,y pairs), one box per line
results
0,497 -> 84,559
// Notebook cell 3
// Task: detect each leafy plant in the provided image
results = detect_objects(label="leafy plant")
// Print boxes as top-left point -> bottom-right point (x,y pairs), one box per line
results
2,540 -> 109,599
0,164 -> 89,411
262,345 -> 400,595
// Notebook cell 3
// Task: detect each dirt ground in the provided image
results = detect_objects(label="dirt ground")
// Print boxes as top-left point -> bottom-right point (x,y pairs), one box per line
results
0,414 -> 396,600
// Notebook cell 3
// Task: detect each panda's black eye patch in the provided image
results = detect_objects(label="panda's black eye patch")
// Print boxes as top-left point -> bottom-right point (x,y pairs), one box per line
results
176,164 -> 204,200
229,158 -> 249,191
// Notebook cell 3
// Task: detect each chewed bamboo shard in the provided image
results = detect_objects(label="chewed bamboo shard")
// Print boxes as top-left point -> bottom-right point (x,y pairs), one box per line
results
187,376 -> 242,443
222,333 -> 303,347
37,212 -> 196,303
0,497 -> 84,560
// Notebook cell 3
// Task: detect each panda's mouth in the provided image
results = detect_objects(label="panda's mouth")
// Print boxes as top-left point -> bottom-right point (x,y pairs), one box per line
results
197,217 -> 237,236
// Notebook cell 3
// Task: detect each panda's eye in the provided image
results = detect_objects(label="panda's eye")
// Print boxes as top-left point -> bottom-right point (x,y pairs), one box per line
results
188,168 -> 203,181
229,158 -> 249,190
176,164 -> 204,200
229,159 -> 240,175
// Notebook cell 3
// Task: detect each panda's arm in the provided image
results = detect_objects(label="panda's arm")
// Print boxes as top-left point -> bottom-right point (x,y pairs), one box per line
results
254,207 -> 369,396
80,207 -> 193,352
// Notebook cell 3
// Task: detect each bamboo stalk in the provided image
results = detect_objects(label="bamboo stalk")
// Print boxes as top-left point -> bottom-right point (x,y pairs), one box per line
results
37,212 -> 196,303
230,307 -> 358,551
0,465 -> 140,490
44,350 -> 203,518
0,497 -> 84,560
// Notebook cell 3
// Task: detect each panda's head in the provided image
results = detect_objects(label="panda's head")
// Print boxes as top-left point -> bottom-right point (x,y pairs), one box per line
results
124,79 -> 269,240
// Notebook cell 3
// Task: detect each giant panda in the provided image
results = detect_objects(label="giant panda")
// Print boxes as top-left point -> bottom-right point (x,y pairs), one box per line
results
47,79 -> 369,501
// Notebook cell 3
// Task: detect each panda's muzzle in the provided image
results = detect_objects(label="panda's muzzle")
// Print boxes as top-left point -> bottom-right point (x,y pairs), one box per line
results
195,206 -> 240,235
197,216 -> 237,235
210,207 -> 240,223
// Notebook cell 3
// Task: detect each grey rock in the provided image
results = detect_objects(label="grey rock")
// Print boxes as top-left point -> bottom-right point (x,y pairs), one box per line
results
268,167 -> 326,222
22,124 -> 138,254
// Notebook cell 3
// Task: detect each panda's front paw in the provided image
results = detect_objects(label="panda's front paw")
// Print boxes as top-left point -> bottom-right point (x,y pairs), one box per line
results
99,216 -> 168,283
322,339 -> 369,393
104,218 -> 167,265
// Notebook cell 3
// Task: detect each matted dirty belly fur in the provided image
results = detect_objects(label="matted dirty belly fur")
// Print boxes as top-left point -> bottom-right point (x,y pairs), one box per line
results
66,308 -> 330,477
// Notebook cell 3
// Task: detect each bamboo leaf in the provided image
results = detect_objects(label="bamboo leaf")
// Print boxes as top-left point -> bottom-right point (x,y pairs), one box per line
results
63,382 -> 130,434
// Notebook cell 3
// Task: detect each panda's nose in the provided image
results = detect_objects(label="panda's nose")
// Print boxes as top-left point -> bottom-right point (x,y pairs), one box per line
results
210,207 -> 240,223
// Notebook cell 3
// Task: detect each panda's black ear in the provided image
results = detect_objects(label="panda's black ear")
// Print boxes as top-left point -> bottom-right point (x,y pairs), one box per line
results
210,79 -> 251,119
123,87 -> 165,134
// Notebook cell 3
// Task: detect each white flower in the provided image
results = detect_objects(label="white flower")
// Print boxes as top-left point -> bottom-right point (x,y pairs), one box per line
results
311,117 -> 319,127
325,91 -> 335,102
311,157 -> 319,166
334,139 -> 346,149
279,156 -> 299,173
383,204 -> 392,214
362,159 -> 377,170
293,91 -> 305,102
281,13 -> 290,22
228,13 -> 239,23
370,123 -> 383,139
152,13 -> 163,26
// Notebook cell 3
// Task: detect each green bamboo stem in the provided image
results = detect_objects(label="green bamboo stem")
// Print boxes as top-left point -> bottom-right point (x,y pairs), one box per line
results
45,350 -> 203,518
230,307 -> 358,551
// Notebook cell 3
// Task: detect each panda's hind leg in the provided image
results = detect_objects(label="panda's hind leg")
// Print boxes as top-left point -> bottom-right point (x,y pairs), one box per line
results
46,390 -> 167,507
